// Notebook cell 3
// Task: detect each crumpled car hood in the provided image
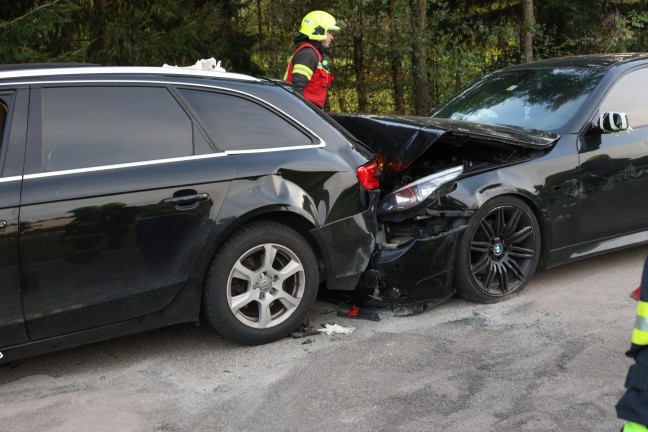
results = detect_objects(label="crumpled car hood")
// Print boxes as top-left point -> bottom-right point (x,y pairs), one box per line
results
332,114 -> 559,179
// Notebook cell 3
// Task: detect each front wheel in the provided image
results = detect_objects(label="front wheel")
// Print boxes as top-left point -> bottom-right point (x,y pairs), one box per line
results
454,196 -> 540,303
203,221 -> 318,345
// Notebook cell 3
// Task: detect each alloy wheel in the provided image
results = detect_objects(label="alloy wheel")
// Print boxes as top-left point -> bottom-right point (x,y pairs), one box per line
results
468,204 -> 537,296
227,243 -> 305,329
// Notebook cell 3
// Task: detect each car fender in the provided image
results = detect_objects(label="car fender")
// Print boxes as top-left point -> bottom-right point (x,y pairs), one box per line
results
447,175 -> 550,265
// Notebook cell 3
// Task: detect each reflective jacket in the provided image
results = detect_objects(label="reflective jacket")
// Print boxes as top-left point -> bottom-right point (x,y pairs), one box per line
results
284,42 -> 334,108
617,256 -> 648,430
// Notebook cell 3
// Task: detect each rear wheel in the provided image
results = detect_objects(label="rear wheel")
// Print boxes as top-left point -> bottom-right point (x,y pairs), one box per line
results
454,196 -> 540,303
203,221 -> 318,344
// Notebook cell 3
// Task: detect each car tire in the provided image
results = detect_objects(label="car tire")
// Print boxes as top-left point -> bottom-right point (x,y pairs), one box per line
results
203,221 -> 318,345
454,196 -> 540,303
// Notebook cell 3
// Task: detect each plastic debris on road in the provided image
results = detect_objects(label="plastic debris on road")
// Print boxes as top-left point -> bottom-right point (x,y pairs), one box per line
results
631,286 -> 641,301
347,305 -> 360,317
290,325 -> 320,339
337,306 -> 380,321
318,324 -> 355,336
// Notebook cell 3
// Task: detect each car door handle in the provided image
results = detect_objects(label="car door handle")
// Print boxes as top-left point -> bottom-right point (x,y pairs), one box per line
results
163,193 -> 209,208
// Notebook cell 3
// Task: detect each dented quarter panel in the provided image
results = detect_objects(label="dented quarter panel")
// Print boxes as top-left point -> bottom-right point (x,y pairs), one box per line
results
311,190 -> 380,291
209,150 -> 379,292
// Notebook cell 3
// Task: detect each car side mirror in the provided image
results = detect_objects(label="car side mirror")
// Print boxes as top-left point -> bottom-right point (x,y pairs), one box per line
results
598,112 -> 631,133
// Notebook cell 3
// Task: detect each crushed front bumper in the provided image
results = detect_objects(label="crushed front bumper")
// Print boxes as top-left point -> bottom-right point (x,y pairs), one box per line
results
357,225 -> 466,310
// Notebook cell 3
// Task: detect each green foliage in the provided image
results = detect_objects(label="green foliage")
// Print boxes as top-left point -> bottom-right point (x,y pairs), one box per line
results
0,1 -> 85,63
0,0 -> 647,113
90,1 -> 226,66
624,9 -> 648,51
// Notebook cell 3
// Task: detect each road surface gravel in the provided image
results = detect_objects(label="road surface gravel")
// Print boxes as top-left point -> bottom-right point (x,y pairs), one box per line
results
1,246 -> 645,431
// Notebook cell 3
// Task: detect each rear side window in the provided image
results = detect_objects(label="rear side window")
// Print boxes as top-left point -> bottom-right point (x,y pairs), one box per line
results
41,86 -> 194,172
179,89 -> 313,151
0,97 -> 8,171
0,99 -> 7,143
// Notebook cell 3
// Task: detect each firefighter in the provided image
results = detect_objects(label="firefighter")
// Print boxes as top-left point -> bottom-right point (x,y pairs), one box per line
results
617,256 -> 648,431
284,10 -> 340,109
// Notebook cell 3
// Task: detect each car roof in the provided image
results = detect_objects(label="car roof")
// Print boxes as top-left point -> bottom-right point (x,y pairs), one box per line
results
0,64 -> 260,82
504,52 -> 648,71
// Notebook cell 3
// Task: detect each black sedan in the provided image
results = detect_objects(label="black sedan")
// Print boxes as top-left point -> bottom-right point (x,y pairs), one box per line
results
333,53 -> 648,309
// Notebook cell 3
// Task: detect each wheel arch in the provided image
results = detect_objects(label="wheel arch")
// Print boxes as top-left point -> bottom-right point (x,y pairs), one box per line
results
471,189 -> 550,269
453,190 -> 544,303
199,218 -> 320,344
197,208 -> 324,301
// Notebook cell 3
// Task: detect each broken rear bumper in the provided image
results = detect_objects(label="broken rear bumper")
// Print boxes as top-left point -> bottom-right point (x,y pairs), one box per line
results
310,191 -> 380,291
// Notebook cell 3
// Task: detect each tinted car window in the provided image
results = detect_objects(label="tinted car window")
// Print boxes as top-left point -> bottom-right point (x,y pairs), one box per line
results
179,89 -> 312,151
0,98 -> 7,142
599,68 -> 648,127
0,96 -> 8,171
42,86 -> 194,172
433,68 -> 605,131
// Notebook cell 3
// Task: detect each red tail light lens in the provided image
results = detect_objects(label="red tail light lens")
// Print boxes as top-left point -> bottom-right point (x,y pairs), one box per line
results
357,161 -> 380,190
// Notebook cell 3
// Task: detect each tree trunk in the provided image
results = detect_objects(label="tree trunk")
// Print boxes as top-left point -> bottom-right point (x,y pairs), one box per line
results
388,0 -> 405,114
90,0 -> 110,64
411,0 -> 429,115
353,2 -> 368,112
257,0 -> 262,38
522,0 -> 534,63
95,0 -> 109,50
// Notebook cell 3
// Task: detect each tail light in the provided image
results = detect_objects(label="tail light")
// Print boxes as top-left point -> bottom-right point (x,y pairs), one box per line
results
357,161 -> 380,190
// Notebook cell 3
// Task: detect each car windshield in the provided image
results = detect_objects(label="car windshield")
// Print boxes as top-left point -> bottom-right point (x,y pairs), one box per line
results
432,68 -> 605,131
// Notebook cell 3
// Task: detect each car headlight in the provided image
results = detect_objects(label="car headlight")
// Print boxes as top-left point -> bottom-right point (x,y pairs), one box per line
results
379,165 -> 463,215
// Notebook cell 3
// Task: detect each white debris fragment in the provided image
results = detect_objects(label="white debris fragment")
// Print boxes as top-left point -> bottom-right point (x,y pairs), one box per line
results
162,57 -> 226,72
191,57 -> 226,72
318,324 -> 355,336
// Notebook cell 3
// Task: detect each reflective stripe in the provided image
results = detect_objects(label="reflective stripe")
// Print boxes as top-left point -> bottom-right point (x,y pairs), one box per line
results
624,421 -> 648,432
637,315 -> 648,332
633,327 -> 648,345
632,301 -> 648,345
292,64 -> 313,79
638,301 -> 648,318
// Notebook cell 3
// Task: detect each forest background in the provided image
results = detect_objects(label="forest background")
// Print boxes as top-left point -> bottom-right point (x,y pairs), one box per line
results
1,0 -> 647,115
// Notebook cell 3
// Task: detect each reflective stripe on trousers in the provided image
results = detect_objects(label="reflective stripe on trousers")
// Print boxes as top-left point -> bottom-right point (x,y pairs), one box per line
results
624,421 -> 648,432
632,301 -> 648,346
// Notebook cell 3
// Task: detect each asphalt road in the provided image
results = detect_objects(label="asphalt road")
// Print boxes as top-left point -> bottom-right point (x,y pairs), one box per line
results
1,245 -> 646,432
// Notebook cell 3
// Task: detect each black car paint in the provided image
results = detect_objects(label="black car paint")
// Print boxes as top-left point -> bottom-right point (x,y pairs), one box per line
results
0,68 -> 377,362
0,88 -> 28,348
333,53 -> 648,308
334,114 -> 561,307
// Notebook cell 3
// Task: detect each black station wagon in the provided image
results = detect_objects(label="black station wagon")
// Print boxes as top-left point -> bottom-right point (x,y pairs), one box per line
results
0,65 -> 380,362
